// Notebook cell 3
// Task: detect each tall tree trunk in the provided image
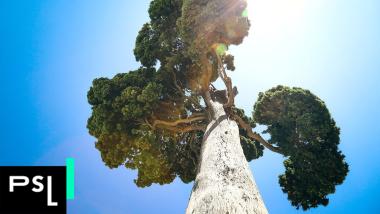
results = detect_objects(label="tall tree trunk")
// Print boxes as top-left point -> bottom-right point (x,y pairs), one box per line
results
186,99 -> 268,214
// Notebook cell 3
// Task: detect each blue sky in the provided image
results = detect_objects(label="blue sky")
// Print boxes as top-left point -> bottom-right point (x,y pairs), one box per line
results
1,0 -> 379,213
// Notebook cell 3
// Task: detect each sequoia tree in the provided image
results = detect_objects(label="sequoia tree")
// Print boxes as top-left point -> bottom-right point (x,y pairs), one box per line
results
87,0 -> 349,213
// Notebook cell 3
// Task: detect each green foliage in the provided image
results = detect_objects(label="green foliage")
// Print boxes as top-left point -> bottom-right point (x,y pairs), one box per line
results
88,0 -> 349,210
134,0 -> 183,68
134,0 -> 248,92
177,0 -> 249,91
134,23 -> 159,67
87,68 -> 263,187
87,67 -> 205,187
89,0 -> 184,187
253,86 -> 349,210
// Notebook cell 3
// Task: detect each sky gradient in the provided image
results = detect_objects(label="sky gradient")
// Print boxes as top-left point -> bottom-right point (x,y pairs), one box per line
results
1,0 -> 380,213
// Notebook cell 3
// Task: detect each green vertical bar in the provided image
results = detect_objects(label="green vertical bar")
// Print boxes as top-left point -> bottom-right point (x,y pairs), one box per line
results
66,158 -> 75,200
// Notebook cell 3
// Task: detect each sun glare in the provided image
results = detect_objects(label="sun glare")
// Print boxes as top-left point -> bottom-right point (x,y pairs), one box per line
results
247,0 -> 305,40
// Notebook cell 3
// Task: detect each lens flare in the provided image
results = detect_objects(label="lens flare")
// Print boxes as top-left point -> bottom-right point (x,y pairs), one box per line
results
213,43 -> 228,56
241,8 -> 248,17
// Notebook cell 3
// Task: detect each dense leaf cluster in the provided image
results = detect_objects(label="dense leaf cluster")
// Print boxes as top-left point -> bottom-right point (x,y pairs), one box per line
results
88,67 -> 205,186
253,86 -> 349,210
134,0 -> 183,68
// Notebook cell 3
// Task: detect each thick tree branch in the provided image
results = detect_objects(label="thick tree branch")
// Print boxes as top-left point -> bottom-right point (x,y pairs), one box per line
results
232,114 -> 283,155
145,114 -> 206,133
216,54 -> 235,108
202,90 -> 215,121
202,90 -> 213,109
162,125 -> 206,133
152,115 -> 206,128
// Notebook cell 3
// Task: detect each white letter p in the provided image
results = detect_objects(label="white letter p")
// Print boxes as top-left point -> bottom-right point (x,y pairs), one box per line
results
9,176 -> 29,192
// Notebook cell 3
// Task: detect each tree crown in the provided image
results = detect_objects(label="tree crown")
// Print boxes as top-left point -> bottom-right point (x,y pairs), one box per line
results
87,0 -> 348,210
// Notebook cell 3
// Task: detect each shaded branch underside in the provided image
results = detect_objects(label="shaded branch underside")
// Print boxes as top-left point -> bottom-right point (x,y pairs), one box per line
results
152,114 -> 206,128
146,112 -> 207,133
232,113 -> 283,155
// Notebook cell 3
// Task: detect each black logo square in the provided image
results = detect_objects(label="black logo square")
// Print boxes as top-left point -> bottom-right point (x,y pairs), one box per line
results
0,166 -> 66,214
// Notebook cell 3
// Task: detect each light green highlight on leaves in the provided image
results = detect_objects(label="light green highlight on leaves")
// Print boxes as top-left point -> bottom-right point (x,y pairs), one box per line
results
242,8 -> 248,18
215,43 -> 227,56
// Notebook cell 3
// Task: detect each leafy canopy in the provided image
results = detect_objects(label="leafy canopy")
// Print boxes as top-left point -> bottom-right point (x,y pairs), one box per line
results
87,0 -> 348,210
88,0 -> 256,187
253,86 -> 349,210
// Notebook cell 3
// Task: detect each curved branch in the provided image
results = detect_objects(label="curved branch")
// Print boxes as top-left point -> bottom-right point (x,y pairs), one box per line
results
186,95 -> 204,110
202,90 -> 213,108
144,118 -> 154,129
162,124 -> 206,133
215,54 -> 235,108
169,69 -> 185,95
152,115 -> 206,128
189,112 -> 207,118
169,70 -> 203,110
232,114 -> 283,155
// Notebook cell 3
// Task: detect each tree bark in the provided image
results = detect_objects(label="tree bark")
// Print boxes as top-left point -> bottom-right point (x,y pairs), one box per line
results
186,99 -> 269,214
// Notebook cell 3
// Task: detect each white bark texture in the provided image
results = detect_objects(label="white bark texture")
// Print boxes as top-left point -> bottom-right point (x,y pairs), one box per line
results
186,100 -> 269,214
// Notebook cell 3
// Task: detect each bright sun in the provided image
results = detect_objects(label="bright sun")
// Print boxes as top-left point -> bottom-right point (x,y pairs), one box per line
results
247,0 -> 305,40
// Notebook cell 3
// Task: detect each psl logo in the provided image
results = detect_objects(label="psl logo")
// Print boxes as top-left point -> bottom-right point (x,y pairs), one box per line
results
9,175 -> 58,206
0,159 -> 74,214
